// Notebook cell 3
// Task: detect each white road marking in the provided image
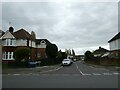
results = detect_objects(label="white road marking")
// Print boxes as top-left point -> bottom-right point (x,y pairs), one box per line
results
88,66 -> 109,71
13,74 -> 20,75
103,73 -> 112,75
83,73 -> 91,76
93,73 -> 101,75
3,72 -> 118,76
113,72 -> 119,75
75,64 -> 84,75
40,66 -> 63,73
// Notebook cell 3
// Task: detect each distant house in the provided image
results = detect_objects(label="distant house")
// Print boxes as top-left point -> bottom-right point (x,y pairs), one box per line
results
0,27 -> 51,62
93,46 -> 109,57
75,55 -> 84,60
108,32 -> 120,57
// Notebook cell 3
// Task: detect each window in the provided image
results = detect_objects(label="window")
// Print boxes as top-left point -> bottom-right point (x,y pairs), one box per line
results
6,39 -> 9,45
5,39 -> 15,46
6,52 -> 8,59
10,39 -> 12,45
40,40 -> 46,44
3,52 -> 14,60
9,52 -> 12,59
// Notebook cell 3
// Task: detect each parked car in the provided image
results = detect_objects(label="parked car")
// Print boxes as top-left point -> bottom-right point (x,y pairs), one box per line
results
62,59 -> 73,66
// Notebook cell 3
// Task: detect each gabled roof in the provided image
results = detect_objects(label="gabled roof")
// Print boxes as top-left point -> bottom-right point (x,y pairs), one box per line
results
13,29 -> 33,40
35,39 -> 51,45
93,47 -> 109,54
108,32 -> 120,43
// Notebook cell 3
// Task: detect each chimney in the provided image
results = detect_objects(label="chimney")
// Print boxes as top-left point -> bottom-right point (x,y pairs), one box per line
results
9,27 -> 14,32
99,46 -> 102,49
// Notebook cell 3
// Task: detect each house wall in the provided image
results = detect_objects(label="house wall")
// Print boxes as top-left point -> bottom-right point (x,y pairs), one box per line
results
109,38 -> 120,51
36,44 -> 46,48
36,48 -> 46,59
29,40 -> 36,48
16,39 -> 27,46
30,48 -> 37,60
1,31 -> 15,39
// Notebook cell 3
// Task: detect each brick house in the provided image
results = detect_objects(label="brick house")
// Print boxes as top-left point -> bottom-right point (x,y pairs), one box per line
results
108,32 -> 120,58
0,27 -> 51,62
36,39 -> 51,60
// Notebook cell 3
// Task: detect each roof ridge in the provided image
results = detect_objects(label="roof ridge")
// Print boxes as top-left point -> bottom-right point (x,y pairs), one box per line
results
108,32 -> 120,43
14,28 -> 32,40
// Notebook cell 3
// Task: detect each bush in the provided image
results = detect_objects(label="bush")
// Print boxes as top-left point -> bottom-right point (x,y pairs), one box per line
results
46,44 -> 58,59
84,50 -> 94,61
14,47 -> 30,62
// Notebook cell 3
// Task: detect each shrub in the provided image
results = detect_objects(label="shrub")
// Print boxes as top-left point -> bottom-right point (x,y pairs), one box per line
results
13,47 -> 30,62
46,44 -> 58,59
84,50 -> 94,61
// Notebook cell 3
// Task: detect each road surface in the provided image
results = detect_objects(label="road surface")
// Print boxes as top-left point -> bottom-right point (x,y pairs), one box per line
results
2,61 -> 119,88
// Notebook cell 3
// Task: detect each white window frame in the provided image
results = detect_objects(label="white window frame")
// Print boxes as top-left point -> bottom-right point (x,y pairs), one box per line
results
5,39 -> 15,46
2,52 -> 14,60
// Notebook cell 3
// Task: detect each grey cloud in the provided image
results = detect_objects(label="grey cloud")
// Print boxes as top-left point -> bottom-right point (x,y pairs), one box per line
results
2,2 -> 118,54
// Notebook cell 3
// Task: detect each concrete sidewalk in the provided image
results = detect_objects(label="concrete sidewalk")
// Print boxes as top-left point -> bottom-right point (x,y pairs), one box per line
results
2,64 -> 62,74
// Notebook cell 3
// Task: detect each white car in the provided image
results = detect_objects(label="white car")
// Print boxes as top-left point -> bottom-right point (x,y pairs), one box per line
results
62,59 -> 73,66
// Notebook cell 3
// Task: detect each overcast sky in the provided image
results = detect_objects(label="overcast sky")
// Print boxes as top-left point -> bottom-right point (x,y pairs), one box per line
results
1,0 -> 118,55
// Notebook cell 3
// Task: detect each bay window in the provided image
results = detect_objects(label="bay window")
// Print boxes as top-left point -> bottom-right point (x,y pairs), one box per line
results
3,52 -> 14,60
5,39 -> 15,46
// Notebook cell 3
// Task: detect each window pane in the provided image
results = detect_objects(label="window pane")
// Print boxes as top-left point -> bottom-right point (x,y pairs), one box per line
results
9,52 -> 11,59
10,39 -> 12,45
6,39 -> 9,45
6,52 -> 8,59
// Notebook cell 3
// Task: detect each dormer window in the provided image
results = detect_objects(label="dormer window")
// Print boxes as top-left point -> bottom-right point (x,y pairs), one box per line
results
40,40 -> 46,45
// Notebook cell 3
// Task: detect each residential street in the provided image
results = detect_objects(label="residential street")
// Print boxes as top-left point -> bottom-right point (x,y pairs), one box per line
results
2,61 -> 119,88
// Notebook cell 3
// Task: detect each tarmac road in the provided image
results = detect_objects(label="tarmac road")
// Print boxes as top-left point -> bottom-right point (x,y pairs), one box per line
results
2,61 -> 119,88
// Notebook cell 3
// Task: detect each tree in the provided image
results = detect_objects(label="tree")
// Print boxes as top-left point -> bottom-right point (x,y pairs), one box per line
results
57,50 -> 62,59
61,52 -> 67,59
65,49 -> 69,55
13,47 -> 30,62
72,49 -> 75,56
84,50 -> 94,60
46,44 -> 58,60
31,31 -> 36,40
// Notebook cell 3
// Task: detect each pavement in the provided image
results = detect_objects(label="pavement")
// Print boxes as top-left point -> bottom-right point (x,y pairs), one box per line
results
2,64 -> 62,75
82,61 -> 120,72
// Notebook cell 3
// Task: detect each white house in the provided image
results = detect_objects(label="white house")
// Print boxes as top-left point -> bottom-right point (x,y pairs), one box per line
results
108,32 -> 120,57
